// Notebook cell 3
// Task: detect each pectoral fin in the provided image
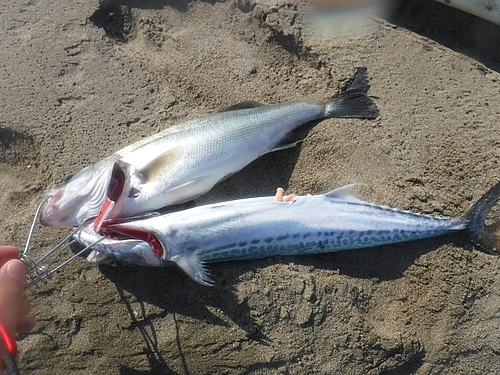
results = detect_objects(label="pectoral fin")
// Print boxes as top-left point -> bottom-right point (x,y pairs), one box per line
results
270,140 -> 302,152
271,129 -> 306,152
163,177 -> 212,204
174,251 -> 214,286
139,146 -> 185,183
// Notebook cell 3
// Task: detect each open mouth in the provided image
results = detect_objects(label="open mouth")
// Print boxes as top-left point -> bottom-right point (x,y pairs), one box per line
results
100,223 -> 164,258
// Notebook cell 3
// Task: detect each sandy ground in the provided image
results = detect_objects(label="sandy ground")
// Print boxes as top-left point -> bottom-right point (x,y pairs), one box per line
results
2,0 -> 500,373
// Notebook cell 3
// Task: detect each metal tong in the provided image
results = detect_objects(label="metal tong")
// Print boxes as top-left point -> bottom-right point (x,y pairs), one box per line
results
21,197 -> 103,290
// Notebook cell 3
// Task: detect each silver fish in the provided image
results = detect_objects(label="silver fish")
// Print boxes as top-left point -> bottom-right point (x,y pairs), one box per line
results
40,68 -> 378,227
75,182 -> 500,286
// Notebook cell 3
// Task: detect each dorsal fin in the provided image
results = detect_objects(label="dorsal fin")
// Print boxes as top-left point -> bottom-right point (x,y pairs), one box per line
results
139,146 -> 184,183
323,184 -> 361,201
219,101 -> 266,112
174,251 -> 214,286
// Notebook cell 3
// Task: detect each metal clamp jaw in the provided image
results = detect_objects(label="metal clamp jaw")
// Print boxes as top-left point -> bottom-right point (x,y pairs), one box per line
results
21,198 -> 102,291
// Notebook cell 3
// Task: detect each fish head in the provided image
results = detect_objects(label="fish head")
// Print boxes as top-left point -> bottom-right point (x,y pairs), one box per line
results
40,156 -> 124,227
75,224 -> 164,267
99,217 -> 168,258
97,217 -> 214,286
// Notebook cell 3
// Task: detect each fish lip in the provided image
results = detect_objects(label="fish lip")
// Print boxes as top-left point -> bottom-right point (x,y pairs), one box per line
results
40,156 -> 122,227
39,190 -> 64,226
78,225 -> 165,267
87,249 -> 114,264
87,248 -> 163,267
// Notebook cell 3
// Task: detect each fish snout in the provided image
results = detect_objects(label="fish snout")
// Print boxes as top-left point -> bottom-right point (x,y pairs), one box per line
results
39,190 -> 64,226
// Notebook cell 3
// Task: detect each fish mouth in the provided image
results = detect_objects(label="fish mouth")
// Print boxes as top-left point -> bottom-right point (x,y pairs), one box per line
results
40,156 -> 121,227
86,249 -> 133,267
40,189 -> 91,227
86,248 -> 161,267
40,190 -> 64,226
78,225 -> 163,267
87,249 -> 113,263
100,223 -> 164,258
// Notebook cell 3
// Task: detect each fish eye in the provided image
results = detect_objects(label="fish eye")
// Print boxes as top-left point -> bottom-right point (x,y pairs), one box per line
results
128,187 -> 140,198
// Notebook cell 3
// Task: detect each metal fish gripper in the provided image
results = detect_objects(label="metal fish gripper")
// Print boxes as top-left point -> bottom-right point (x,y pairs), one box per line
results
21,197 -> 103,290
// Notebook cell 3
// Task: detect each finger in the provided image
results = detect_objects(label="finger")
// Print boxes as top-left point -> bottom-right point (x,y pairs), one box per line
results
0,260 -> 26,353
0,247 -> 19,268
19,299 -> 31,317
0,260 -> 25,294
16,317 -> 36,334
14,300 -> 34,334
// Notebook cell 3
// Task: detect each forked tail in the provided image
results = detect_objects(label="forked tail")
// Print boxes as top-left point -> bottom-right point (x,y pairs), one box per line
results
325,67 -> 379,119
461,180 -> 500,254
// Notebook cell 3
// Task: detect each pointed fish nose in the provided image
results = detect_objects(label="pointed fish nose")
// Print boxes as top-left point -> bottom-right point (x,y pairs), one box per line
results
39,190 -> 63,226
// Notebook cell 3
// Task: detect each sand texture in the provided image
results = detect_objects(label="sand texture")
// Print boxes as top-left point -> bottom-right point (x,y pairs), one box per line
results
1,0 -> 500,373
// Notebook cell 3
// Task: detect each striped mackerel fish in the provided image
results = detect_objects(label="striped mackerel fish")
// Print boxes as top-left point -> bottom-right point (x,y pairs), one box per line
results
40,68 -> 378,228
75,182 -> 500,286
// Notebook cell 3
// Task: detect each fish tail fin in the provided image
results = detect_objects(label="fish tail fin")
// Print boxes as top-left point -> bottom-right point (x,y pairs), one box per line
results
461,180 -> 500,254
325,67 -> 379,119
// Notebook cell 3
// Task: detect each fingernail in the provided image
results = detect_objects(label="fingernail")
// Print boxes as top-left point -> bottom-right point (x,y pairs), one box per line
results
7,260 -> 26,283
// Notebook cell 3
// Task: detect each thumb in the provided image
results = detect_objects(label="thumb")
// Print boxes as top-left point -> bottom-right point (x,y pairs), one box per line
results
0,260 -> 26,354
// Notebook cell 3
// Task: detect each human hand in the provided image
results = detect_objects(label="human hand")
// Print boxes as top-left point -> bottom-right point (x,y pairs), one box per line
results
0,246 -> 35,361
